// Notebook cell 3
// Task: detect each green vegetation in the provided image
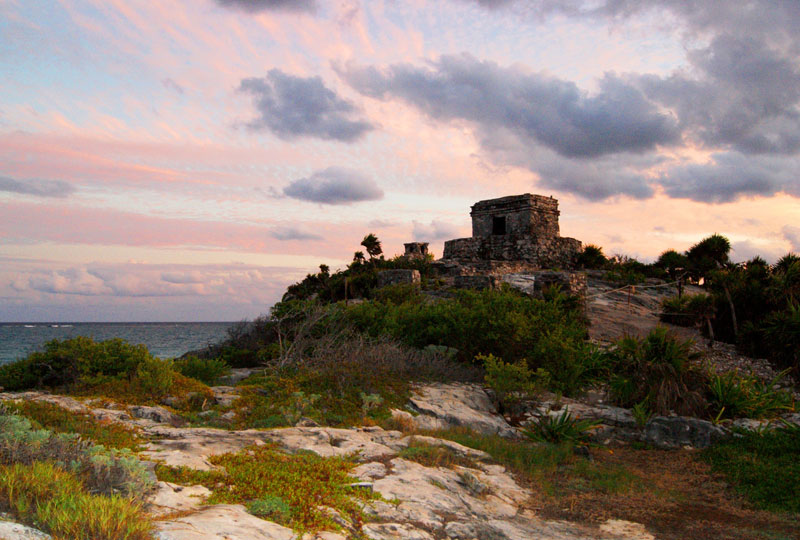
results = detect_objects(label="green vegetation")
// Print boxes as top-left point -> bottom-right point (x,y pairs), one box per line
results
523,411 -> 600,445
481,353 -> 542,410
155,444 -> 377,533
605,327 -> 708,417
5,400 -> 143,450
173,355 -> 230,385
0,406 -> 155,539
707,370 -> 794,420
0,462 -> 153,540
0,336 -> 214,408
428,427 -> 639,496
656,234 -> 800,377
703,426 -> 800,513
398,439 -> 479,469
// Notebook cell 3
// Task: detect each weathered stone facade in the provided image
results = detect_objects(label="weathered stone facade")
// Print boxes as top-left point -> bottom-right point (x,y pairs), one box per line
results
442,194 -> 581,269
377,269 -> 421,288
403,242 -> 430,260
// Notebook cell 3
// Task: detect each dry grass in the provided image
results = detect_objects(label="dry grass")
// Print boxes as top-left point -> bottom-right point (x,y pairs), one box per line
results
536,446 -> 800,540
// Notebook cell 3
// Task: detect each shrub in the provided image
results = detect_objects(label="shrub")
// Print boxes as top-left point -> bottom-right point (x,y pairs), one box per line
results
0,407 -> 154,499
523,411 -> 600,445
234,327 -> 477,429
347,286 -> 588,367
134,357 -> 174,398
576,244 -> 607,269
174,355 -> 230,385
605,327 -> 708,416
480,353 -> 536,409
659,293 -> 714,327
0,337 -> 151,391
707,370 -> 794,420
0,461 -> 153,540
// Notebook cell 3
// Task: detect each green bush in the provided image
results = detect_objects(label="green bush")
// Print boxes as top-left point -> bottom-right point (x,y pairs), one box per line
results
134,357 -> 174,398
707,370 -> 794,420
605,328 -> 708,416
347,286 -> 587,365
481,353 -> 537,409
659,293 -> 714,327
174,355 -> 230,385
0,337 -> 152,391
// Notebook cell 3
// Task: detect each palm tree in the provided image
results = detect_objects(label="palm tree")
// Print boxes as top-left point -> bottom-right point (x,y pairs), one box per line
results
360,233 -> 383,260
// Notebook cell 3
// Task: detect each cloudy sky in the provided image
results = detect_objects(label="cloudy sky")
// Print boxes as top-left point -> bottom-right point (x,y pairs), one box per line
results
2,0 -> 799,321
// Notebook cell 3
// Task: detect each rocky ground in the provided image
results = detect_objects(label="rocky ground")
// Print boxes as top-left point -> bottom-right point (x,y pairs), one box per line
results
1,276 -> 797,539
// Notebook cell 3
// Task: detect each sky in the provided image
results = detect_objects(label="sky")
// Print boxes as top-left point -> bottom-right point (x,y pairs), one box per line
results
1,0 -> 799,321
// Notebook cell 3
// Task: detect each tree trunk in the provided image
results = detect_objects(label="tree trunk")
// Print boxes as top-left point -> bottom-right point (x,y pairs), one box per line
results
723,285 -> 738,338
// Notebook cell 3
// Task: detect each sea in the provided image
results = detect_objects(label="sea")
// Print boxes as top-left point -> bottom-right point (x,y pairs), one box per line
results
0,322 -> 237,365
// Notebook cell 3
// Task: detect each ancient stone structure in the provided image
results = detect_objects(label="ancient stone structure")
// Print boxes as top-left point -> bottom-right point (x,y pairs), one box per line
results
442,194 -> 581,269
377,269 -> 421,288
403,242 -> 430,260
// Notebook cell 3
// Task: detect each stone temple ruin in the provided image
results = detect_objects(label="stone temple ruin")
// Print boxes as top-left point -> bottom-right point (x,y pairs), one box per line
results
441,194 -> 581,272
379,194 -> 587,298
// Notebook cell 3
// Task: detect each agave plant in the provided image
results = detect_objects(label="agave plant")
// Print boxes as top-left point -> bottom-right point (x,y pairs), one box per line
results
523,410 -> 600,445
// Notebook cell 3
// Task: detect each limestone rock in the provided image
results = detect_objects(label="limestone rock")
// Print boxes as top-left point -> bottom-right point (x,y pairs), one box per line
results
211,386 -> 240,407
148,481 -> 211,516
129,405 -> 184,426
155,504 -> 296,540
599,520 -> 655,540
362,523 -> 434,540
0,521 -> 52,540
644,416 -> 728,449
405,383 -> 517,437
141,426 -> 272,470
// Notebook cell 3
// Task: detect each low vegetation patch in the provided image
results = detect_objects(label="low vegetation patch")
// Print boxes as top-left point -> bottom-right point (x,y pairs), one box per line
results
398,439 -> 478,469
156,444 -> 377,533
5,400 -> 143,450
173,355 -> 230,385
0,461 -> 153,540
427,427 -> 641,498
703,425 -> 800,513
707,370 -> 794,420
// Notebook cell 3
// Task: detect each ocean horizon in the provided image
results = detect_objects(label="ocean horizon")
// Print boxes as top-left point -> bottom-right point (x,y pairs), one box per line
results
0,322 -> 238,365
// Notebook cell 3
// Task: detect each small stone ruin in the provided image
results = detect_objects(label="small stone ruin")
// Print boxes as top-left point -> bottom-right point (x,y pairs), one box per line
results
442,194 -> 581,269
403,242 -> 429,260
379,193 -> 586,299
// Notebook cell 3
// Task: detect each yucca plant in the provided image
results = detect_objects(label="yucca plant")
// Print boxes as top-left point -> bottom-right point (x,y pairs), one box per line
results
708,369 -> 794,420
523,410 -> 600,445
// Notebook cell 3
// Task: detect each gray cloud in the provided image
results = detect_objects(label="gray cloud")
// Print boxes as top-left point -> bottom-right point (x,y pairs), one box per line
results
367,219 -> 397,228
783,226 -> 800,252
340,54 -> 677,159
0,176 -> 75,198
240,69 -> 373,142
283,167 -> 383,205
412,220 -> 461,242
216,0 -> 317,13
269,226 -> 323,241
442,1 -> 800,203
658,153 -> 800,203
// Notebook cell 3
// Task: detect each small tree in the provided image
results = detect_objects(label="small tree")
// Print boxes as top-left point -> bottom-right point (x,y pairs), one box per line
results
687,233 -> 731,284
360,233 -> 383,260
576,244 -> 607,269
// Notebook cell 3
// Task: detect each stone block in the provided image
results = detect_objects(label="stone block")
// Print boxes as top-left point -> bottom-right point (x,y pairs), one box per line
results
377,269 -> 421,288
